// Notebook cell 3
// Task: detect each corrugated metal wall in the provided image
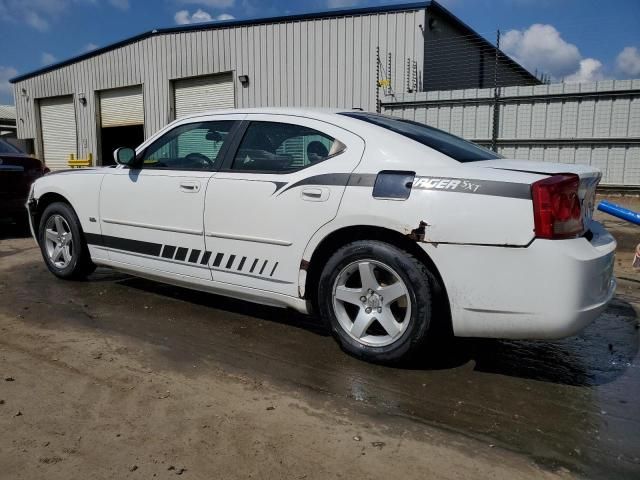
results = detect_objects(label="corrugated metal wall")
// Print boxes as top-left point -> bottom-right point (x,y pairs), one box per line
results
382,79 -> 640,186
13,8 -> 425,165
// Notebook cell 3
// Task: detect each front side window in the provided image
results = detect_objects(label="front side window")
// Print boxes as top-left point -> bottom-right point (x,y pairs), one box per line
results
340,112 -> 500,163
139,120 -> 235,170
231,121 -> 345,173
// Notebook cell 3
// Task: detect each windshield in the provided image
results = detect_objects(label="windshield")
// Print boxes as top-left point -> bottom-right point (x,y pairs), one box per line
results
0,138 -> 22,155
340,112 -> 501,163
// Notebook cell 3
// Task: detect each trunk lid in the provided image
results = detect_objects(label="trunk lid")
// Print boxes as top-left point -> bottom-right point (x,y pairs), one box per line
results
472,158 -> 601,229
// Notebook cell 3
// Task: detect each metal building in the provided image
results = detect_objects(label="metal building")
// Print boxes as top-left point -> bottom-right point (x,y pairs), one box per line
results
10,1 -> 536,169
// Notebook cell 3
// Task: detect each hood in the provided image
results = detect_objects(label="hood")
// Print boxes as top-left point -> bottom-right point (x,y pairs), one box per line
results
44,166 -> 114,176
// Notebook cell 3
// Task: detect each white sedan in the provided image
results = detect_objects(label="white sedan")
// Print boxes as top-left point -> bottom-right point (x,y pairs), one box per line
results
27,108 -> 616,363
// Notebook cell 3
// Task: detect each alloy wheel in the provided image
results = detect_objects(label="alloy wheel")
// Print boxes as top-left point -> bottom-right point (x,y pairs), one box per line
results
44,214 -> 74,269
332,259 -> 411,347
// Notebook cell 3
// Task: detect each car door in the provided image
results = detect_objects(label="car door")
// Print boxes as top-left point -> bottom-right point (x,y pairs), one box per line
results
99,118 -> 241,280
203,114 -> 366,297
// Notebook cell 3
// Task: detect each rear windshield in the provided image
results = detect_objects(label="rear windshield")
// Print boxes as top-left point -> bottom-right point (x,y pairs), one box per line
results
340,112 -> 501,163
0,139 -> 22,155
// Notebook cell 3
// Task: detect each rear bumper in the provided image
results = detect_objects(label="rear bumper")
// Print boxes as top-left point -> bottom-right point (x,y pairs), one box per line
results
425,221 -> 617,339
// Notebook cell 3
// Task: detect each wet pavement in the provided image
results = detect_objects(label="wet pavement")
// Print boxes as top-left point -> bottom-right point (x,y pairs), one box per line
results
1,222 -> 639,479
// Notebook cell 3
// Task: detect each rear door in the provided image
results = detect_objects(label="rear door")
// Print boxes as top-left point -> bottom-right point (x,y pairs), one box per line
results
203,114 -> 365,297
98,117 -> 242,280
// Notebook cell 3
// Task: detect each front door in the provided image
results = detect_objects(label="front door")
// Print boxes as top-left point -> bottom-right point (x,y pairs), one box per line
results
99,119 -> 239,280
203,115 -> 366,297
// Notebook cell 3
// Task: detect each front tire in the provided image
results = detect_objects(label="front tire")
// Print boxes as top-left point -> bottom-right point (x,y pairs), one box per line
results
318,240 -> 433,364
38,202 -> 95,280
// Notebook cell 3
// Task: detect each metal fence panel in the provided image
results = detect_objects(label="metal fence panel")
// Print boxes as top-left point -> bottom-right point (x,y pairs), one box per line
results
382,80 -> 640,186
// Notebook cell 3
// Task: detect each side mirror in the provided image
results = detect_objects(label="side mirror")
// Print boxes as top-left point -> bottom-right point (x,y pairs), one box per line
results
113,147 -> 136,166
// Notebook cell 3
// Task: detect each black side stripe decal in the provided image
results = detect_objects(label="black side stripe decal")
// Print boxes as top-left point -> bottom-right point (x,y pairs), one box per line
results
86,234 -> 287,283
411,176 -> 532,200
273,172 -> 531,200
275,173 -> 376,196
212,253 -> 224,267
175,247 -> 188,262
85,233 -> 162,256
200,251 -> 212,265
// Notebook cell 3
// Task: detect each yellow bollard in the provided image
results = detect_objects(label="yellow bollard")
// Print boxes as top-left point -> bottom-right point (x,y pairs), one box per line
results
68,152 -> 92,168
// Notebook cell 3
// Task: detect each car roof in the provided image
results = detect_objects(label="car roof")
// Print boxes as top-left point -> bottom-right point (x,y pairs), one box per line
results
178,107 -> 358,122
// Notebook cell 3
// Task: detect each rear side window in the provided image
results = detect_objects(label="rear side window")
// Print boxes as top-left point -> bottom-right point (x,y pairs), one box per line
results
231,121 -> 346,173
340,112 -> 500,163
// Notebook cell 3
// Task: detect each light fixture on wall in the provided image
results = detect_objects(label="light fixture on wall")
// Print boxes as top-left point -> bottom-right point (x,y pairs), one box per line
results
77,93 -> 87,106
238,75 -> 249,86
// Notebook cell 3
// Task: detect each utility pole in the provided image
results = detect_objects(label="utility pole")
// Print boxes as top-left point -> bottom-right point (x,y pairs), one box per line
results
491,29 -> 501,153
376,47 -> 381,113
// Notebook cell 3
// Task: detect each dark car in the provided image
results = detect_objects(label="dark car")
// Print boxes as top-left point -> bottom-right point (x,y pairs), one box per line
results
0,138 -> 49,227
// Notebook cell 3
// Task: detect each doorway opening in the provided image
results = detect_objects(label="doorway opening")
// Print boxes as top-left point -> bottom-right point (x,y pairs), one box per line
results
100,125 -> 144,166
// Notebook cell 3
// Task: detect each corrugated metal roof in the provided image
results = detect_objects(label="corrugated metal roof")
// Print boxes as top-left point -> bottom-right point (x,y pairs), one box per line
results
10,2 -> 430,83
0,105 -> 16,121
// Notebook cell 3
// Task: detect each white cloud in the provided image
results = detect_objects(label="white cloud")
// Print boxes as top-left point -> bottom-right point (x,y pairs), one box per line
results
565,58 -> 606,83
502,24 -> 581,79
616,46 -> 640,77
174,8 -> 233,24
84,42 -> 98,52
502,23 -> 613,83
109,0 -> 129,10
177,0 -> 235,7
0,0 -> 66,31
41,52 -> 57,66
0,0 -> 128,31
327,0 -> 359,7
0,66 -> 18,104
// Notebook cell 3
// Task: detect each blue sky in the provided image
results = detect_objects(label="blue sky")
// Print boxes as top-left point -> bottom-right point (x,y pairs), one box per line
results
1,0 -> 639,104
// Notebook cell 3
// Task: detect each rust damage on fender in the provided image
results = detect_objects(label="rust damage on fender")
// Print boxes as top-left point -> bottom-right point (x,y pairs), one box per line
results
407,221 -> 430,242
299,259 -> 310,271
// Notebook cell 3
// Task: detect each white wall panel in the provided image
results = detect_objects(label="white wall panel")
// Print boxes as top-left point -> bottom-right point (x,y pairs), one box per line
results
384,80 -> 640,185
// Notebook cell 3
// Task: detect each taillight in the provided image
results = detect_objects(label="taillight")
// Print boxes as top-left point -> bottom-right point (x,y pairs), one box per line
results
531,174 -> 583,239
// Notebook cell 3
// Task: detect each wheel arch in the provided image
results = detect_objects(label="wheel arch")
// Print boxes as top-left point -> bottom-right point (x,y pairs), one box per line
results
33,192 -> 73,238
304,225 -> 452,335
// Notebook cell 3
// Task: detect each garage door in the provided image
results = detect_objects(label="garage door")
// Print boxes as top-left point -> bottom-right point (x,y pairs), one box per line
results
40,96 -> 77,171
174,73 -> 234,119
100,86 -> 144,127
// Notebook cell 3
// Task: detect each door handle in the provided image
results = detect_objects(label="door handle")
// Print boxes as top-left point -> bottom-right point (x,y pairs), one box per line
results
179,181 -> 200,193
301,187 -> 329,202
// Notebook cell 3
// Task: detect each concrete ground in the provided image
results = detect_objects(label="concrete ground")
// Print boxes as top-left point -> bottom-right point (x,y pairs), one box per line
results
0,199 -> 638,480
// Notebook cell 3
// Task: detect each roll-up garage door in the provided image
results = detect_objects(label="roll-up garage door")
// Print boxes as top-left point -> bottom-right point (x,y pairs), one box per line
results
100,86 -> 144,127
40,96 -> 77,171
174,73 -> 234,119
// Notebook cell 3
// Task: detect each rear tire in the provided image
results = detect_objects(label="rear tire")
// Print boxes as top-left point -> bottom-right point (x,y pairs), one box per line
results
38,202 -> 95,280
318,240 -> 433,364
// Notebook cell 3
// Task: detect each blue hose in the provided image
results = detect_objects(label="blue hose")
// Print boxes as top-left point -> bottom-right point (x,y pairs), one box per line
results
597,200 -> 640,226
